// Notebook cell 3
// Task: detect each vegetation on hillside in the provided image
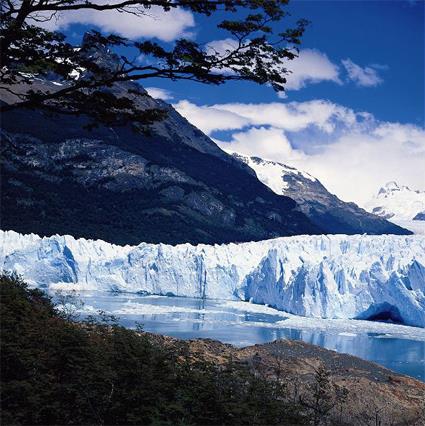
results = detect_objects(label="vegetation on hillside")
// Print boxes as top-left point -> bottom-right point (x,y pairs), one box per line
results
1,273 -> 316,425
3,273 -> 422,426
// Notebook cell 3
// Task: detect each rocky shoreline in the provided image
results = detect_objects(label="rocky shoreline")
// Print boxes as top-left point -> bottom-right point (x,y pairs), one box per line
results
150,333 -> 425,425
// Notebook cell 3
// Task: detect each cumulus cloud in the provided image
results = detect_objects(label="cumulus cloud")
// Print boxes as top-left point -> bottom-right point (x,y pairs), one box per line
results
215,127 -> 306,163
200,44 -> 382,94
206,38 -> 241,57
298,123 -> 425,204
285,49 -> 342,90
37,4 -> 195,41
342,59 -> 384,87
174,100 -> 251,134
202,44 -> 384,94
174,99 -> 357,135
202,43 -> 341,92
175,99 -> 425,205
145,87 -> 174,101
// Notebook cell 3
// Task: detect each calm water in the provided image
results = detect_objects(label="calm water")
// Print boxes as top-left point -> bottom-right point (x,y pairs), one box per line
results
68,292 -> 425,382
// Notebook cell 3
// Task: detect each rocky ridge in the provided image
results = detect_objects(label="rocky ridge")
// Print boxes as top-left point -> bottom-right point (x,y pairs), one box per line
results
231,153 -> 410,235
0,37 -> 319,245
152,333 -> 425,426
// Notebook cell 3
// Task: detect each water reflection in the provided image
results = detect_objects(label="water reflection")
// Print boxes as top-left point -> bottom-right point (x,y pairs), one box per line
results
64,292 -> 424,382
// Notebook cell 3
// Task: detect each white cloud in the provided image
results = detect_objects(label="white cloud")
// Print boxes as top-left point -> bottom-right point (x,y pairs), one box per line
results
174,100 -> 251,134
285,49 -> 342,90
206,38 -> 241,56
277,91 -> 288,99
145,87 -> 174,101
342,59 -> 383,87
202,43 -> 341,92
216,127 -> 306,163
175,99 -> 425,205
201,44 -> 383,94
298,123 -> 425,204
174,99 -> 357,135
37,4 -> 195,41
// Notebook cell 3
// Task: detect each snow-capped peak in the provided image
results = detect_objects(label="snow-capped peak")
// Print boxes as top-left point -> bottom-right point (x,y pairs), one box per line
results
227,151 -> 316,195
366,181 -> 425,221
378,181 -> 401,195
226,151 -> 410,235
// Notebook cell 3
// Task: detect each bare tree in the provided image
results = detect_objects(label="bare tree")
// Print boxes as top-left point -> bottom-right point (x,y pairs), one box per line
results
300,365 -> 336,426
54,289 -> 84,321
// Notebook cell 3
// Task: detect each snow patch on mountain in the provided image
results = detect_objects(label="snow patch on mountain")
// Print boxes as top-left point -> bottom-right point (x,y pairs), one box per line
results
228,151 -> 316,195
229,152 -> 410,235
365,181 -> 425,221
1,230 -> 424,327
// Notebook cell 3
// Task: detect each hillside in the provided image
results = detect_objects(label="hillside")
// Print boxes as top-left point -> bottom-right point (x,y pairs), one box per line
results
231,153 -> 410,235
0,35 -> 319,246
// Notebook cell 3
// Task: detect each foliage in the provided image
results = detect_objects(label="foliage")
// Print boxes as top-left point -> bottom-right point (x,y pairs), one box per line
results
1,272 -> 310,425
0,0 -> 308,129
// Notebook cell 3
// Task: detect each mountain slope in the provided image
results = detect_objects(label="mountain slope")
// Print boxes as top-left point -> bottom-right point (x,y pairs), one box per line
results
365,181 -> 425,221
231,153 -> 409,235
2,230 -> 424,327
0,39 -> 320,245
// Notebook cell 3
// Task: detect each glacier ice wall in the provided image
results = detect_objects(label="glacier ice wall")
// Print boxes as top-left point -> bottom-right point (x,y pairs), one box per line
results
1,230 -> 424,327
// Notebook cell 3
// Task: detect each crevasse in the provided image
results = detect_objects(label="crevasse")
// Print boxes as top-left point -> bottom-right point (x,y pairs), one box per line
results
1,230 -> 424,327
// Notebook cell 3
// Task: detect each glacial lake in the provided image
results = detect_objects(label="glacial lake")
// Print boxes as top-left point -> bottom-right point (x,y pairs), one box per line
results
68,291 -> 425,382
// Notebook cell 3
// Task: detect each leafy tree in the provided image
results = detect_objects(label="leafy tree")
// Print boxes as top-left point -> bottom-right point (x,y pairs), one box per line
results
0,0 -> 308,129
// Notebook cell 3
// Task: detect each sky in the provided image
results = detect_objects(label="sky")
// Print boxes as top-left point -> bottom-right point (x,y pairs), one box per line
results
41,0 -> 424,206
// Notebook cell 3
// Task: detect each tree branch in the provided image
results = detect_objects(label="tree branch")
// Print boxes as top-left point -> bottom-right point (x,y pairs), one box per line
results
1,0 -> 307,128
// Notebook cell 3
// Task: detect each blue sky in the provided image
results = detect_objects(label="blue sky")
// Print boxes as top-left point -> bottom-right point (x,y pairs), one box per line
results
43,0 -> 425,204
138,0 -> 424,125
288,0 -> 424,125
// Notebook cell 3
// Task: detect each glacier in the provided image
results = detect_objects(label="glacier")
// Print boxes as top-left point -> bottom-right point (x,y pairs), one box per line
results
1,230 -> 424,327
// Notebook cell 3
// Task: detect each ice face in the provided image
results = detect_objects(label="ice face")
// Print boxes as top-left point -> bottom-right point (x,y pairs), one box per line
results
1,230 -> 424,327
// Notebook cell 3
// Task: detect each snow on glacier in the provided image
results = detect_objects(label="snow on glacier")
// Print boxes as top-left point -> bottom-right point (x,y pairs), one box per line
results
0,230 -> 424,327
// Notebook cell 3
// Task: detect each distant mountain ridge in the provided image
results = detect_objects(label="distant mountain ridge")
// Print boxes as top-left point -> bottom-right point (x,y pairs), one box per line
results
230,153 -> 409,235
365,181 -> 425,221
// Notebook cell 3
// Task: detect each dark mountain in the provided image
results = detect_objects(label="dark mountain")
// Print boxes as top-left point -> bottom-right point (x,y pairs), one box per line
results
0,39 -> 320,245
413,211 -> 425,221
231,153 -> 410,235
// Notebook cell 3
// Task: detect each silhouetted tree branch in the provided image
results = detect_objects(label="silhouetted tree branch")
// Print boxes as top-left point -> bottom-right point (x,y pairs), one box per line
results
0,0 -> 308,129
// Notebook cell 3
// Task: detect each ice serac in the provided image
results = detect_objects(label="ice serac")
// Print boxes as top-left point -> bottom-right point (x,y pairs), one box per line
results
1,230 -> 424,327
